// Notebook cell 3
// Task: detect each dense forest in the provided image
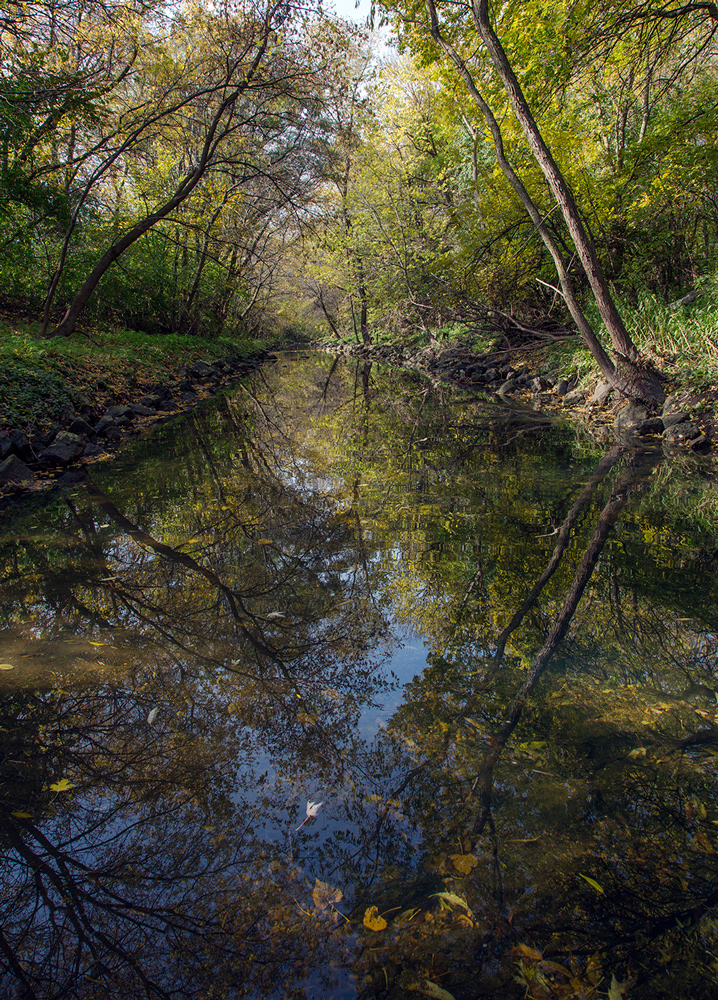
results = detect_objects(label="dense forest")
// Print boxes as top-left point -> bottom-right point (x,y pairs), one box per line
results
1,0 -> 717,398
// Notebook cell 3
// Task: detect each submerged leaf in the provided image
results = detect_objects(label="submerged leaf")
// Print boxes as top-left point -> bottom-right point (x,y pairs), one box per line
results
410,980 -> 456,999
312,879 -> 342,911
363,905 -> 387,931
0,663 -> 15,670
431,891 -> 473,916
608,973 -> 633,999
578,873 -> 604,894
450,853 -> 478,875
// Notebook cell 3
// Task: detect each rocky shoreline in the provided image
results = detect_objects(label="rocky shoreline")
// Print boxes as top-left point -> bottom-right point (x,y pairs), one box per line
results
0,354 -> 264,502
318,339 -> 715,455
1,338 -> 713,506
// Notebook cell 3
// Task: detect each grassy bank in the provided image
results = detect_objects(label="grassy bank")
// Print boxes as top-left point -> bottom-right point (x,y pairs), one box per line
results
0,316 -> 269,433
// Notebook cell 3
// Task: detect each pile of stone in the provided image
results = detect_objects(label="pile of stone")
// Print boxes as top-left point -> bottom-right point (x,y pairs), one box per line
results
0,355 -> 259,493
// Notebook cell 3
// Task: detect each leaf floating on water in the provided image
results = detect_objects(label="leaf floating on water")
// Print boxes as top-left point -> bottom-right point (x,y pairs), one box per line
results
48,778 -> 75,793
87,641 -> 104,647
363,905 -> 387,931
608,973 -> 633,999
450,853 -> 478,875
256,538 -> 274,545
295,800 -> 323,831
11,811 -> 31,819
578,873 -> 604,894
0,663 -> 15,670
266,611 -> 285,619
312,878 -> 342,911
431,891 -> 473,916
627,747 -> 647,759
147,707 -> 159,725
410,980 -> 456,1000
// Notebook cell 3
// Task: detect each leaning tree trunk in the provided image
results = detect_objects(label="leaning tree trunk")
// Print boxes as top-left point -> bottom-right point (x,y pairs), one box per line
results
472,0 -> 664,406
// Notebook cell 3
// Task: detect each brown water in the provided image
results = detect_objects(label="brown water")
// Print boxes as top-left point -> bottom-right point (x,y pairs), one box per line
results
1,352 -> 718,999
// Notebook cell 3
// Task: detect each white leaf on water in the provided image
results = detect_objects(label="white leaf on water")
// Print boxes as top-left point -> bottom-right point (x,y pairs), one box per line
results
266,611 -> 285,619
295,800 -> 323,831
147,707 -> 158,725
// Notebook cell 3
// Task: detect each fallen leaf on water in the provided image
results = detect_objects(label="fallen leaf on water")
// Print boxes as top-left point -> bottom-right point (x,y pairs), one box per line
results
363,906 -> 387,931
11,811 -> 31,819
0,663 -> 15,670
147,707 -> 159,725
295,800 -> 323,831
48,778 -> 75,793
450,853 -> 478,875
628,747 -> 647,759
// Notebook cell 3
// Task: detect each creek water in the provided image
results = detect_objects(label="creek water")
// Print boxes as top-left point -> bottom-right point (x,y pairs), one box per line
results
1,352 -> 718,999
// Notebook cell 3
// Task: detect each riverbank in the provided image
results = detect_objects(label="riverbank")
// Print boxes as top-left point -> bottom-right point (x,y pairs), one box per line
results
0,319 -> 274,501
317,338 -> 717,456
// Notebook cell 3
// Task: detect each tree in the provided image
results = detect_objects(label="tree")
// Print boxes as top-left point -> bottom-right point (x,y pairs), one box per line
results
381,0 -> 672,404
41,1 -> 327,338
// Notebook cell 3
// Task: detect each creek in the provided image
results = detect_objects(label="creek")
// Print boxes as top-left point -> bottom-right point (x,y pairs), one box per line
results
1,351 -> 718,1000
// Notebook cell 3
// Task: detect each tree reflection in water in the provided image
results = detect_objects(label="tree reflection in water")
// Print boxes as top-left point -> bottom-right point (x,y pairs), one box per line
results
1,354 -> 718,998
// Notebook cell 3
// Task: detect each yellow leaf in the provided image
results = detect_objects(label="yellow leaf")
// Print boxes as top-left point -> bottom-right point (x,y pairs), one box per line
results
363,906 -> 387,931
451,853 -> 478,875
256,538 -> 274,545
578,873 -> 604,894
11,811 -> 31,819
509,943 -> 544,962
87,641 -> 104,647
0,663 -> 15,670
48,778 -> 75,793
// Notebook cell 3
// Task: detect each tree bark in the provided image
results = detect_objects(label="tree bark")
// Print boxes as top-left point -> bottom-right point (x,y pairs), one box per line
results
472,0 -> 664,405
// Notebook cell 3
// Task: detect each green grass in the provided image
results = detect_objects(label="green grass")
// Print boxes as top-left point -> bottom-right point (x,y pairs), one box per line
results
0,318 -> 271,431
532,281 -> 718,393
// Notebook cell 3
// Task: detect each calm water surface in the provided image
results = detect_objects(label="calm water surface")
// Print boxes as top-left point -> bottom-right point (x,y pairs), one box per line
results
1,353 -> 718,999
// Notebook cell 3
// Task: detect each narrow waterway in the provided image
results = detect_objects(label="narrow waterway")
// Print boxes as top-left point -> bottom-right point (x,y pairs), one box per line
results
1,352 -> 718,999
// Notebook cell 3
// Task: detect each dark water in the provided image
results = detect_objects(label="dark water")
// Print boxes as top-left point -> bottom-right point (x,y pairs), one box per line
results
2,352 -> 718,999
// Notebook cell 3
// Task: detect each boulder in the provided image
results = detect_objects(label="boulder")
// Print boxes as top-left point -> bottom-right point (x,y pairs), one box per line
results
664,421 -> 702,445
496,378 -> 518,395
39,430 -> 85,464
69,417 -> 95,437
138,395 -> 162,409
590,381 -> 612,405
0,432 -> 12,460
95,415 -> 116,436
106,405 -> 134,420
9,429 -> 30,459
563,390 -> 585,405
0,454 -> 34,484
662,410 -> 689,429
637,417 -> 665,436
128,403 -> 156,416
614,404 -> 648,434
83,443 -> 103,457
